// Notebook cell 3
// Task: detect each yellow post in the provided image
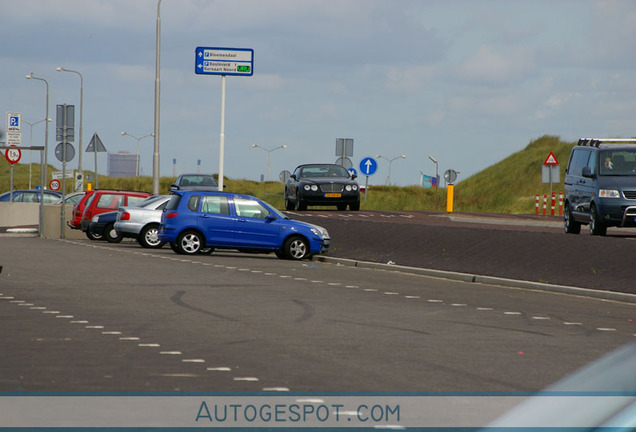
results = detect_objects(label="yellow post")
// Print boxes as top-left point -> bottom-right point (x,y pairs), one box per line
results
446,184 -> 454,212
87,183 -> 92,191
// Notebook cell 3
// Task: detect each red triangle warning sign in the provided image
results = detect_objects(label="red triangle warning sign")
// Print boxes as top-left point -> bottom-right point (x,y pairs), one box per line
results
544,151 -> 559,165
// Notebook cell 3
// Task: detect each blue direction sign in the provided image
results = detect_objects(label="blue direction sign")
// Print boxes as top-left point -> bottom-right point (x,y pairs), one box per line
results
195,47 -> 254,76
359,157 -> 378,176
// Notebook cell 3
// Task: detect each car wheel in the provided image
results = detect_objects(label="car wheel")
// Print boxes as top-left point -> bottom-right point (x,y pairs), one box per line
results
296,193 -> 307,211
337,203 -> 347,211
138,224 -> 165,248
176,230 -> 204,254
282,236 -> 309,260
284,192 -> 295,211
349,201 -> 360,211
564,203 -> 581,234
86,230 -> 103,241
105,223 -> 123,243
589,204 -> 607,236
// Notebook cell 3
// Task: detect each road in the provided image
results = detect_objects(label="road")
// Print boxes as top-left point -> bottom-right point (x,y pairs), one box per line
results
1,234 -> 634,392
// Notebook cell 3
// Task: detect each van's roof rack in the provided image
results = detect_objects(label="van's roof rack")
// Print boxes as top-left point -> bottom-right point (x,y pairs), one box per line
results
578,138 -> 636,147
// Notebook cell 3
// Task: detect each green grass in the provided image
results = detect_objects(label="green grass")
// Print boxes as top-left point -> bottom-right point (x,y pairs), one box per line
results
0,135 -> 575,214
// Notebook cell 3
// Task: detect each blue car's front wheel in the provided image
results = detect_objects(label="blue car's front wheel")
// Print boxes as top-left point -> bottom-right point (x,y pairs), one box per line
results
282,236 -> 309,260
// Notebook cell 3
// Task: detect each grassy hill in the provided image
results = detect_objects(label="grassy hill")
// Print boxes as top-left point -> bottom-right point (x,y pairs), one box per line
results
0,135 -> 575,214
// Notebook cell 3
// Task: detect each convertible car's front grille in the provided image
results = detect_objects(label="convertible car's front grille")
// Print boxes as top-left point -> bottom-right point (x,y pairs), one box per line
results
320,183 -> 344,193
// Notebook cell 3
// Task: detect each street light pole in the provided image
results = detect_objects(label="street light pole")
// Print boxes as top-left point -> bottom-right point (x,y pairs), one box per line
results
428,155 -> 439,187
121,131 -> 154,176
152,0 -> 162,195
24,118 -> 50,189
56,67 -> 84,188
376,154 -> 406,185
26,73 -> 49,188
251,144 -> 287,182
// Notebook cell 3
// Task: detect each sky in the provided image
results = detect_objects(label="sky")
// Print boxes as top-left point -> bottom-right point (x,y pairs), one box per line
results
2,0 -> 636,187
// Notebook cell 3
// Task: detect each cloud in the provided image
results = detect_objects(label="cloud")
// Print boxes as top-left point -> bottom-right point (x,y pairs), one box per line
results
454,45 -> 535,86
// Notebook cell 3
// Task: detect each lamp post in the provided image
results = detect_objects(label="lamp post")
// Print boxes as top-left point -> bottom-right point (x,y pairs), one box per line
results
376,154 -> 406,185
56,67 -> 84,186
152,0 -> 162,195
24,118 -> 50,189
25,73 -> 50,188
121,131 -> 154,176
251,144 -> 287,182
428,155 -> 439,187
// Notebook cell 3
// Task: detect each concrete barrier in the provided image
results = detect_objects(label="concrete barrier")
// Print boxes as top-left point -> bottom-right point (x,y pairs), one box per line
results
0,203 -> 84,239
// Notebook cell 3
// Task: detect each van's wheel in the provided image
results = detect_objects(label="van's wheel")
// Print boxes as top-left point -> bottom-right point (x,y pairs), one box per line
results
564,203 -> 581,234
105,223 -> 123,243
589,204 -> 607,236
138,224 -> 164,248
283,236 -> 309,260
176,230 -> 204,254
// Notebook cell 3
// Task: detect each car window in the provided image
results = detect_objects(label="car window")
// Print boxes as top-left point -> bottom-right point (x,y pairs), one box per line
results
180,175 -> 218,187
201,195 -> 230,215
165,195 -> 181,211
300,165 -> 349,178
188,195 -> 201,211
234,197 -> 270,219
599,149 -> 636,175
567,149 -> 591,177
42,193 -> 60,203
97,194 -> 123,209
127,195 -> 148,206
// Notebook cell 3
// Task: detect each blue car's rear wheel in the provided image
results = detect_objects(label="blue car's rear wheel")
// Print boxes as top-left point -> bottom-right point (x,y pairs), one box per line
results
176,230 -> 204,255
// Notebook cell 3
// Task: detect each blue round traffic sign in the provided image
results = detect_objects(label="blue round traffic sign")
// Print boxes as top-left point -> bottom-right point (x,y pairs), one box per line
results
359,157 -> 378,176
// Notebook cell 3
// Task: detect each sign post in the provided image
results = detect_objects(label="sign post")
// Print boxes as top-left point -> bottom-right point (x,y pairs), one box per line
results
359,157 -> 378,203
542,151 -> 560,207
195,47 -> 254,191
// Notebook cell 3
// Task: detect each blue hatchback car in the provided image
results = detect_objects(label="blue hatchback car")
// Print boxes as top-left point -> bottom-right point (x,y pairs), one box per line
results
158,191 -> 330,260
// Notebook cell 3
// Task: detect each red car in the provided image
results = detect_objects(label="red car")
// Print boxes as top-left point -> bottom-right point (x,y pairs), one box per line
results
69,190 -> 152,240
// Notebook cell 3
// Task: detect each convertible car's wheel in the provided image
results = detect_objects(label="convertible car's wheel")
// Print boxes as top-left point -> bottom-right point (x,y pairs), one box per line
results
282,236 -> 309,260
105,223 -> 123,243
138,224 -> 165,248
296,193 -> 307,211
176,230 -> 204,255
285,195 -> 295,211
86,230 -> 103,241
349,201 -> 360,211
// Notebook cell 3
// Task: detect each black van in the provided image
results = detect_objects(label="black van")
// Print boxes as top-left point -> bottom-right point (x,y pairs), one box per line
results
564,138 -> 636,236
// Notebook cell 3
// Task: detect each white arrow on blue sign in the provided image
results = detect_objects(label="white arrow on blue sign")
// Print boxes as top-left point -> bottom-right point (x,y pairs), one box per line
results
359,157 -> 378,176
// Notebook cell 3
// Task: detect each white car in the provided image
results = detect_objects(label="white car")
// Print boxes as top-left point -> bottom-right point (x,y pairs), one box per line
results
114,195 -> 171,248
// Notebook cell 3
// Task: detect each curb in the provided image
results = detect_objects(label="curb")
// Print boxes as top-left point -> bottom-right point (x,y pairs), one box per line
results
316,256 -> 636,305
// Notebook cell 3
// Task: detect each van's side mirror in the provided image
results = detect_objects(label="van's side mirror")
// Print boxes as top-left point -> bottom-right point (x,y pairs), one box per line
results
582,167 -> 595,178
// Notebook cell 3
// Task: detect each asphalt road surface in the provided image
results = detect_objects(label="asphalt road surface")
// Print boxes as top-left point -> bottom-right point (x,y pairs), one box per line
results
1,232 -> 634,392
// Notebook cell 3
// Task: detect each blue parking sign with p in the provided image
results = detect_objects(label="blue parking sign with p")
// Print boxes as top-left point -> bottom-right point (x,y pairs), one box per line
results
10,116 -> 19,127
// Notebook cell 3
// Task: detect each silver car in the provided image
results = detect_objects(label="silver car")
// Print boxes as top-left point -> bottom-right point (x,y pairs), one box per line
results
114,195 -> 171,248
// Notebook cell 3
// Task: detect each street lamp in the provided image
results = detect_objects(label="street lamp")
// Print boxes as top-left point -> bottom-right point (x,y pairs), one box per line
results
56,67 -> 84,186
252,144 -> 287,182
152,0 -> 162,195
25,72 -> 50,188
121,131 -> 155,176
428,155 -> 439,187
24,118 -> 51,189
376,154 -> 406,185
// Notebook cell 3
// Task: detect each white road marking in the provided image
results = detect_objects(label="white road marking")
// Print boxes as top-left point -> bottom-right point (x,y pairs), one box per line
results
234,377 -> 259,381
207,367 -> 231,371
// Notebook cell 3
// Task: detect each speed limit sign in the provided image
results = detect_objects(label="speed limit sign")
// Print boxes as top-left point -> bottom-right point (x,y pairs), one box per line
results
5,146 -> 21,164
49,179 -> 61,191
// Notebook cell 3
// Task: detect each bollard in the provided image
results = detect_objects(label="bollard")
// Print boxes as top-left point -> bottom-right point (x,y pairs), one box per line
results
535,194 -> 539,215
447,184 -> 454,213
543,194 -> 547,216
559,192 -> 563,216
551,192 -> 556,216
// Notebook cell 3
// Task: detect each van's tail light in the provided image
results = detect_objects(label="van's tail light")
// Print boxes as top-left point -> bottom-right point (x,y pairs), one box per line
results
120,212 -> 131,221
165,212 -> 179,219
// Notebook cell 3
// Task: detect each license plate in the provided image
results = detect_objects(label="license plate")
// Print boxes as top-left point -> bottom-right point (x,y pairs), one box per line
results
324,193 -> 341,198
